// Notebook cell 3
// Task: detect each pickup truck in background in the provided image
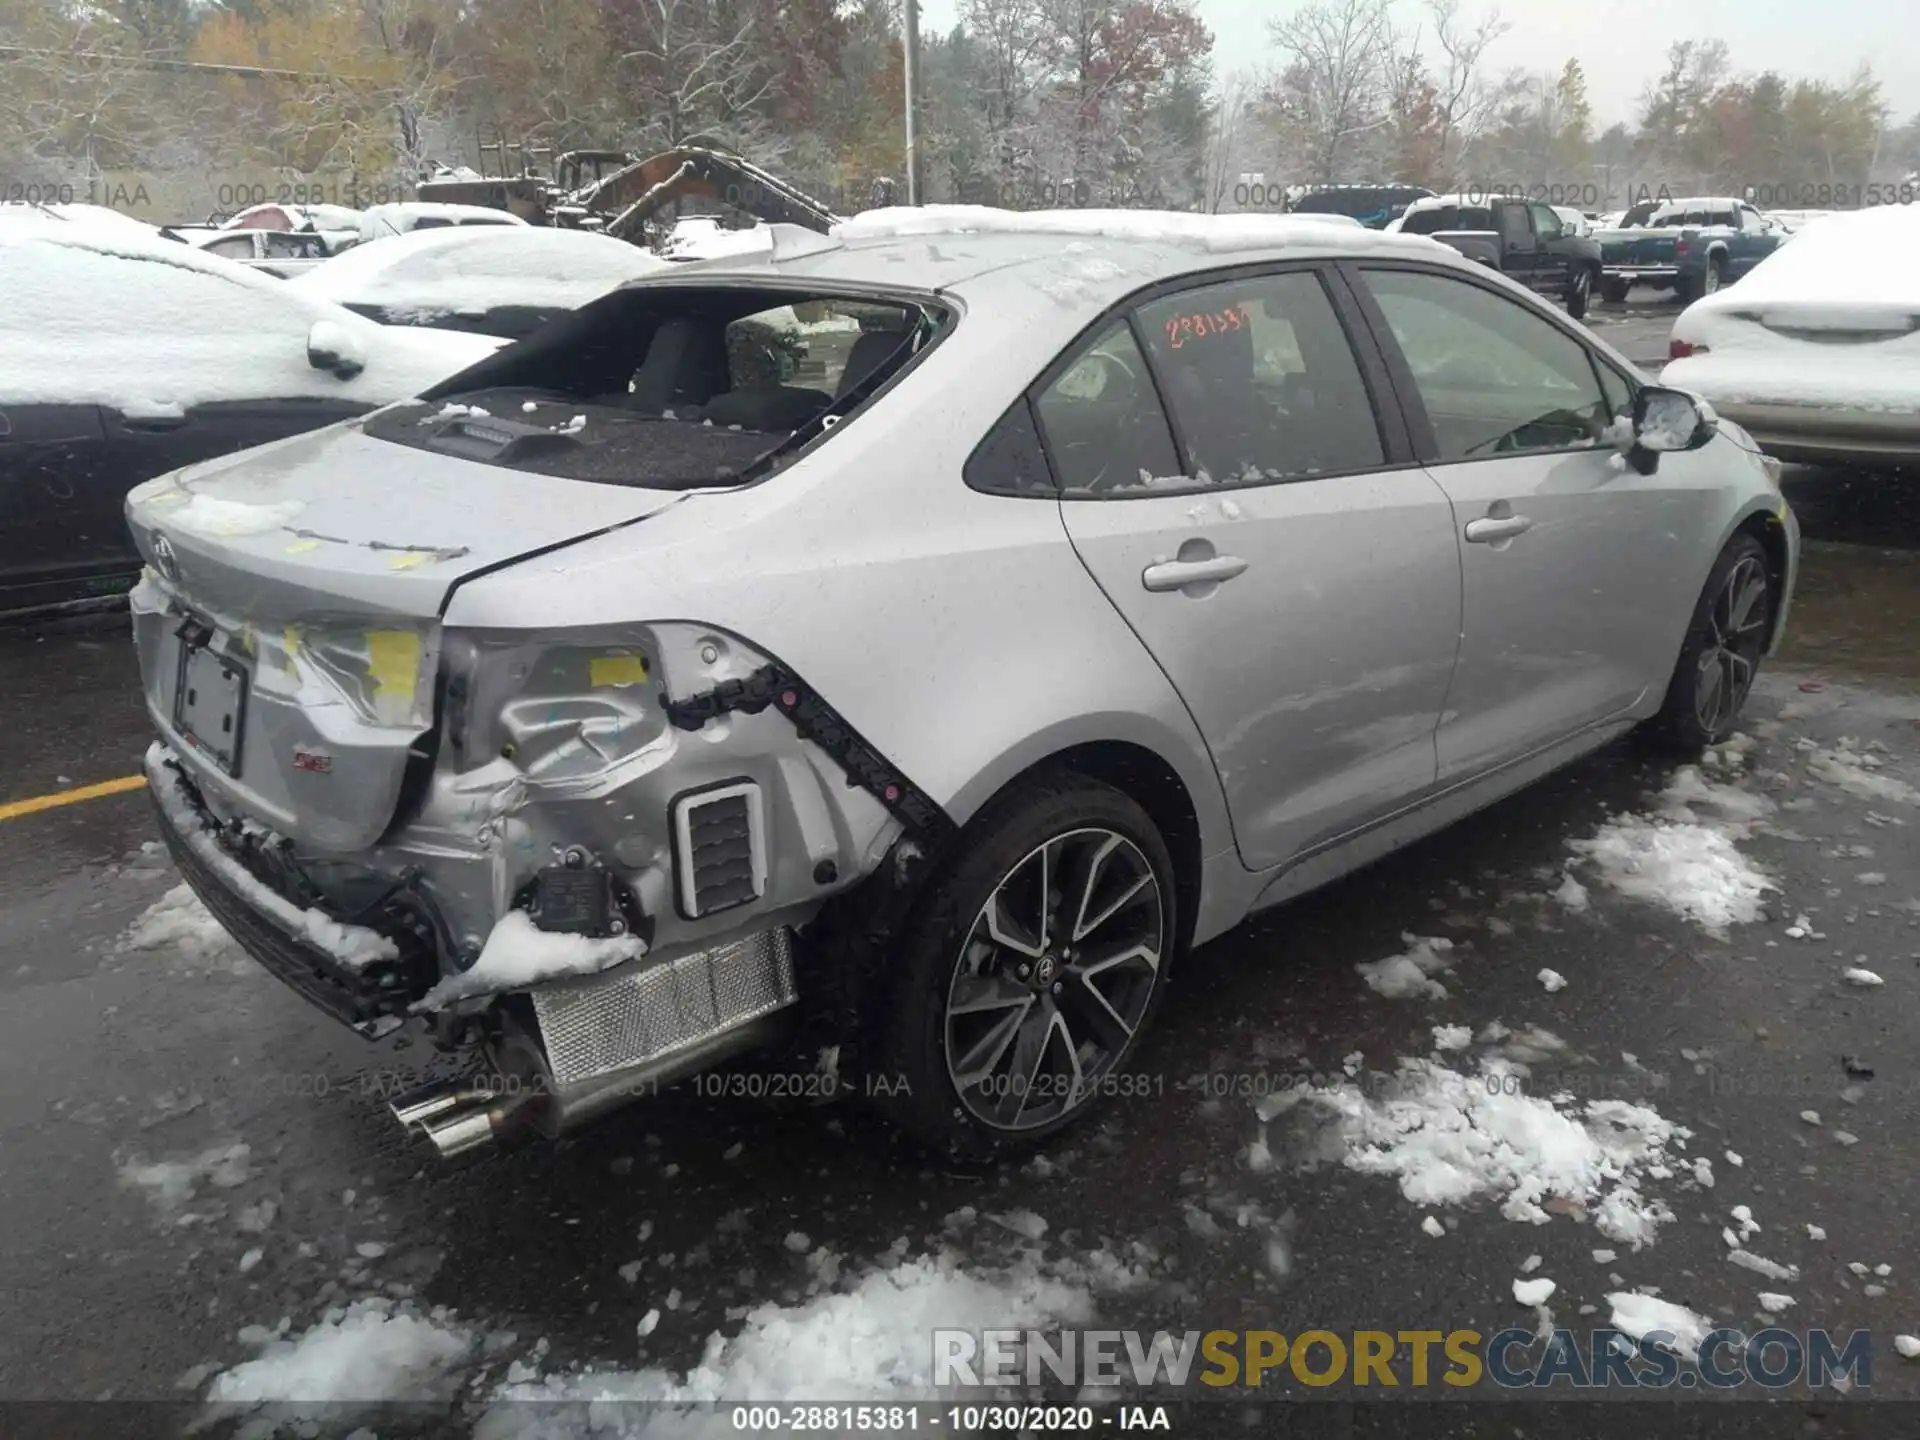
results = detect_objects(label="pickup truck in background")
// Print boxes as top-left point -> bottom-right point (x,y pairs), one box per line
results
1592,196 -> 1790,303
1388,194 -> 1604,317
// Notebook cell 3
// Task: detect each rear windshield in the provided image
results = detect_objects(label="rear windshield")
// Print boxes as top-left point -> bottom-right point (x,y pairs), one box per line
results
370,284 -> 947,489
1618,202 -> 1659,228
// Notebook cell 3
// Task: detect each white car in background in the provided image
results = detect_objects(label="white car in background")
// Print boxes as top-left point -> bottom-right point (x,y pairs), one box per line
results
0,212 -> 502,613
188,227 -> 337,278
358,202 -> 528,242
292,225 -> 673,339
1663,205 -> 1920,466
1552,205 -> 1592,237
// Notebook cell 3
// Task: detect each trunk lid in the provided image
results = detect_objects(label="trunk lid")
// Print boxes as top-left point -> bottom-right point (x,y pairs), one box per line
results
126,416 -> 687,620
127,416 -> 689,852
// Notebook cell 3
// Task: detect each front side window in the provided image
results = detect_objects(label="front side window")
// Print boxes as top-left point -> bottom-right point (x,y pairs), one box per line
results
1032,320 -> 1180,494
1529,203 -> 1563,241
1360,268 -> 1610,461
1132,271 -> 1384,488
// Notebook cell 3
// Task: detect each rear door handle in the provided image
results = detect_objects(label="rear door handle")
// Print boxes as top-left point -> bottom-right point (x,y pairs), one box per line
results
1464,515 -> 1533,544
1141,555 -> 1249,591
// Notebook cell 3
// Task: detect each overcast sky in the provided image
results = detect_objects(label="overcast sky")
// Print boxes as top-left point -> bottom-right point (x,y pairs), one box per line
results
914,0 -> 1920,129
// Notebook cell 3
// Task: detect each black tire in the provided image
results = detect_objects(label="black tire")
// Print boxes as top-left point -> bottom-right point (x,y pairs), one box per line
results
1643,534 -> 1775,753
1566,265 -> 1593,320
866,772 -> 1177,1162
1601,277 -> 1630,305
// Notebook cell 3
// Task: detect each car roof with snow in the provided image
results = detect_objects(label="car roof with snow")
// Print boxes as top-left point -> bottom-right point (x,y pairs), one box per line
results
1650,197 -> 1749,218
623,207 -> 1462,303
0,212 -> 503,412
291,225 -> 673,314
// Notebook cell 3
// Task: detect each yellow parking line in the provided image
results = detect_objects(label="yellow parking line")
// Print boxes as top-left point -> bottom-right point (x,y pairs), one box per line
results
0,774 -> 146,822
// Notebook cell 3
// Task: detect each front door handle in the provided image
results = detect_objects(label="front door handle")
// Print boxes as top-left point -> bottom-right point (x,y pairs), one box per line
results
1142,554 -> 1249,591
1465,515 -> 1533,544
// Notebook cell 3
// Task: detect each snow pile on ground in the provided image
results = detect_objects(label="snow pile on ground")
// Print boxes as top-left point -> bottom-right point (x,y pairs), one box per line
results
120,883 -> 245,969
1355,934 -> 1457,1000
118,1141 -> 253,1209
1565,765 -> 1774,934
1804,743 -> 1920,806
1280,1054 -> 1690,1249
473,1249 -> 1103,1436
415,910 -> 645,1007
203,1296 -> 476,1421
1607,1291 -> 1715,1362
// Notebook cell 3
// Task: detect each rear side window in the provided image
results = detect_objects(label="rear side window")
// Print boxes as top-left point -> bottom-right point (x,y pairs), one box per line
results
1133,272 -> 1384,487
964,398 -> 1054,496
1032,320 -> 1180,494
1400,207 -> 1456,235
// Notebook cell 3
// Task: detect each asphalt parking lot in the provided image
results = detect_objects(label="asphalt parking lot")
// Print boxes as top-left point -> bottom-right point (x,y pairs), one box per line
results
4,294 -> 1920,1434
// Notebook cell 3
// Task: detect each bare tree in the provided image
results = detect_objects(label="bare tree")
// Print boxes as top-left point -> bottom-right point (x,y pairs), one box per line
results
1423,0 -> 1511,177
609,0 -> 772,151
1201,67 -> 1258,210
1267,0 -> 1394,183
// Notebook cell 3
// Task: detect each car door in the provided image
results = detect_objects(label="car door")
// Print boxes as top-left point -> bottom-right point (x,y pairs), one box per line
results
1527,203 -> 1571,295
1495,201 -> 1541,290
1730,205 -> 1772,277
1347,262 -> 1703,783
0,403 -> 118,612
1042,266 -> 1464,870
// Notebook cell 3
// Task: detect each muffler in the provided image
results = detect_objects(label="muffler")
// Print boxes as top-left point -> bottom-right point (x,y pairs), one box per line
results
389,1078 -> 541,1158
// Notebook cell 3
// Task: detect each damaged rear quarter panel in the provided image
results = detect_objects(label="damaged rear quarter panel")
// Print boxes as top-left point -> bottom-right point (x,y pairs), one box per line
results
436,297 -> 1234,901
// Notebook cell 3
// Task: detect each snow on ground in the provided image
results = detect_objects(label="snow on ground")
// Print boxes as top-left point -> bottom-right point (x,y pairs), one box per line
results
1273,1043 -> 1691,1249
1565,764 -> 1775,935
474,1248 -> 1105,1435
414,910 -> 645,1007
1803,743 -> 1920,806
204,1297 -> 477,1421
1354,934 -> 1457,1000
118,1141 -> 253,1210
120,883 -> 247,972
1607,1291 -> 1715,1362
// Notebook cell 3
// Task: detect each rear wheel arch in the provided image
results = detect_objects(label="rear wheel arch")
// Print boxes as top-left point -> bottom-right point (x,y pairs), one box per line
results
949,740 -> 1206,955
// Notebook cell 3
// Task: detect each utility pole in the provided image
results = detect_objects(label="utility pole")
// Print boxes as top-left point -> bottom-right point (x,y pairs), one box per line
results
903,0 -> 921,204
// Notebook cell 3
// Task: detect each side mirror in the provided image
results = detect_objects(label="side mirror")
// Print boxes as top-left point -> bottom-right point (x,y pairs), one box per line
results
1626,385 -> 1717,473
306,319 -> 366,380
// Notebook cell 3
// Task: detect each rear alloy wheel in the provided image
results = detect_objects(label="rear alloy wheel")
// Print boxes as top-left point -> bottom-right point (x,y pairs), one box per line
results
870,776 -> 1175,1160
1702,258 -> 1725,295
1645,535 -> 1775,751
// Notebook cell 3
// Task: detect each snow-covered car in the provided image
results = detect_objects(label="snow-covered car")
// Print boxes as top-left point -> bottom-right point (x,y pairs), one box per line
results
358,202 -> 528,242
189,227 -> 337,278
1663,205 -> 1920,466
290,226 -> 673,340
1552,205 -> 1591,238
126,208 -> 1797,1163
223,201 -> 366,235
0,215 -> 503,615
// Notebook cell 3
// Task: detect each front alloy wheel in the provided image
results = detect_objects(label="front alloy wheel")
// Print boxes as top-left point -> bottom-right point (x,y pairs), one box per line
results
1693,552 -> 1770,735
1646,533 -> 1775,752
869,774 -> 1176,1160
944,828 -> 1164,1132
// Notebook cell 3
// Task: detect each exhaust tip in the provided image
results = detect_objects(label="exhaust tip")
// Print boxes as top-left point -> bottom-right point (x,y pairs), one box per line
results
390,1078 -> 540,1158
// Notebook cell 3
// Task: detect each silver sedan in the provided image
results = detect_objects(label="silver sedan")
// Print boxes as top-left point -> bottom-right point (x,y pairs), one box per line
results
123,210 -> 1798,1163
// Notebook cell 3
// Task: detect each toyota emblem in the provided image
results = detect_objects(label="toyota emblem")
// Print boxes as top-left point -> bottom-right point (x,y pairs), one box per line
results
152,532 -> 179,581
